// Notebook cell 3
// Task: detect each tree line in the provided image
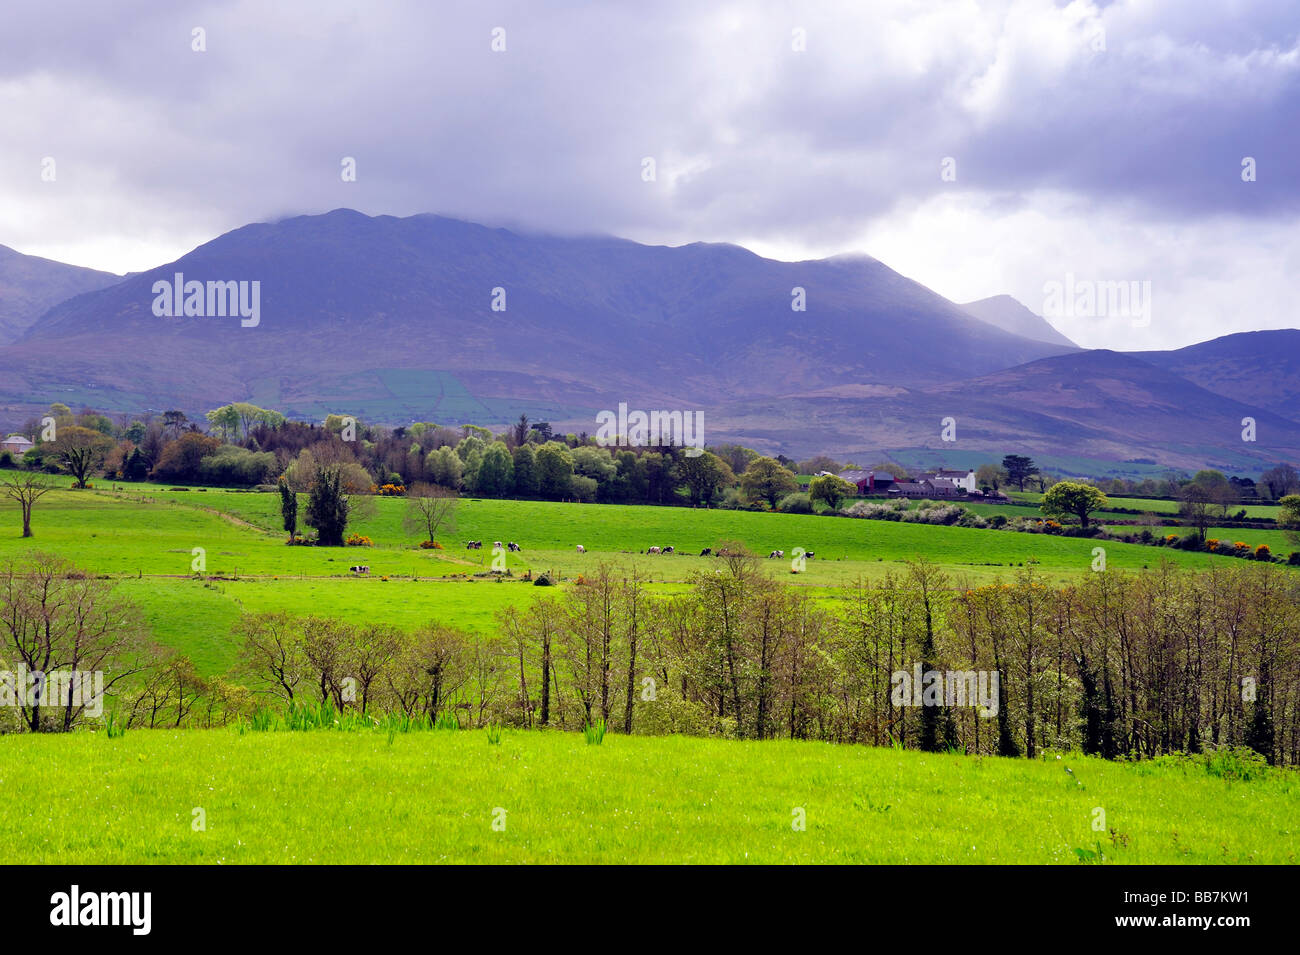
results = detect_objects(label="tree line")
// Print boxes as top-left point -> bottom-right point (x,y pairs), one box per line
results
4,548 -> 1297,767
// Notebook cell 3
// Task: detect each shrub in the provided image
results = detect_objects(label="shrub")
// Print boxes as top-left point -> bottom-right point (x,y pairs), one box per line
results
419,540 -> 443,549
775,491 -> 813,514
345,533 -> 373,547
1255,544 -> 1271,561
534,572 -> 554,586
374,483 -> 406,496
584,720 -> 607,745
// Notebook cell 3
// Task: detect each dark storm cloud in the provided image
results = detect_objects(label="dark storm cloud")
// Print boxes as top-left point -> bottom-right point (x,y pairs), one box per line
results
1,0 -> 1297,347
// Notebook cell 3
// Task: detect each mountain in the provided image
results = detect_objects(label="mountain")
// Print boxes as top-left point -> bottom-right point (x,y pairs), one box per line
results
1,210 -> 1292,470
960,295 -> 1077,348
1134,330 -> 1300,424
0,244 -> 120,344
703,349 -> 1300,467
2,209 -> 1068,424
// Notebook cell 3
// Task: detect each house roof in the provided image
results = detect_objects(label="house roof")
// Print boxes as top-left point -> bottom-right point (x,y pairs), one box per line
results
2,435 -> 33,447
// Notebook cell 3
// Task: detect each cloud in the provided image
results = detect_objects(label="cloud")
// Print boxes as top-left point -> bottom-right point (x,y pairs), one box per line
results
1,0 -> 1296,347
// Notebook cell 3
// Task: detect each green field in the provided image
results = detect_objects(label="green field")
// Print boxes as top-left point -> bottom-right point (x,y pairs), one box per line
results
2,728 -> 1294,864
0,475 -> 1259,678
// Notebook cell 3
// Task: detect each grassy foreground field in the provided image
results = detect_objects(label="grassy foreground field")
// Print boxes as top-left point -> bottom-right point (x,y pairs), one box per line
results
2,729 -> 1294,864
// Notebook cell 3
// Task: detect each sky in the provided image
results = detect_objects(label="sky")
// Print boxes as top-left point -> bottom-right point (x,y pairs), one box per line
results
2,0 -> 1298,350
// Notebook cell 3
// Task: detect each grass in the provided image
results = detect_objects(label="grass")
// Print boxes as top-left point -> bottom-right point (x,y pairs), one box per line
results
0,472 -> 1283,673
1,729 -> 1294,864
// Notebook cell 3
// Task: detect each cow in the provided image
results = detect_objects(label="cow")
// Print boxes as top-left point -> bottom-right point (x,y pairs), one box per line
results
508,541 -> 521,552
767,550 -> 784,559
699,548 -> 712,557
647,546 -> 661,555
466,541 -> 483,550
349,565 -> 370,575
576,544 -> 585,553
805,551 -> 815,559
493,541 -> 503,549
663,546 -> 674,554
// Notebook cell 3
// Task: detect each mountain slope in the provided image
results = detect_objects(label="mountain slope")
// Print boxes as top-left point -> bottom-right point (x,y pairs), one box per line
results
0,245 -> 120,344
1134,330 -> 1300,423
4,209 -> 1069,418
960,295 -> 1077,348
708,349 -> 1300,467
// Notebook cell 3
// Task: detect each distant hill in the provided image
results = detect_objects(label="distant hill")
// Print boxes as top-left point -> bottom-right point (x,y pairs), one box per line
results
960,295 -> 1077,348
1134,330 -> 1300,424
705,349 -> 1300,468
0,244 -> 120,344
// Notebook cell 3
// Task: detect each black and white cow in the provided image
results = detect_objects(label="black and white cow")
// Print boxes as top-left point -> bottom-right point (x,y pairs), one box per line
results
349,565 -> 370,574
508,541 -> 521,552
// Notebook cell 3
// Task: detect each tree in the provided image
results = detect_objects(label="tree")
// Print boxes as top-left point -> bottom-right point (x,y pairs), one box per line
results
975,463 -> 1007,494
1191,469 -> 1235,518
472,442 -> 514,496
48,425 -> 112,488
1278,494 -> 1300,547
404,483 -> 458,543
535,442 -> 574,498
1179,484 -> 1213,542
1002,455 -> 1039,491
798,454 -> 842,475
676,451 -> 735,505
1040,481 -> 1108,529
278,477 -> 298,541
2,473 -> 52,537
739,456 -> 798,507
1260,464 -> 1299,500
151,432 -> 221,484
305,465 -> 351,546
0,553 -> 154,731
425,445 -> 464,490
512,443 -> 538,495
808,474 -> 856,510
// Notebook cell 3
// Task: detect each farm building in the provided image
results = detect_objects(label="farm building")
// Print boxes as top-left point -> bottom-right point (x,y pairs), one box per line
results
1,435 -> 33,457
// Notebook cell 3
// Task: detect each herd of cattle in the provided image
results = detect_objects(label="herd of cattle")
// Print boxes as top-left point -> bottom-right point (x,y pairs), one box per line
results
347,542 -> 815,574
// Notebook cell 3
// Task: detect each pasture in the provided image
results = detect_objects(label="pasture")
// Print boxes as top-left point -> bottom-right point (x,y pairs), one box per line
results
0,475 -> 1261,676
1,728 -> 1295,864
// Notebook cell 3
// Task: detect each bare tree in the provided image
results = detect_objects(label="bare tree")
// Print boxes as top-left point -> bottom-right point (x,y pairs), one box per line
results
403,483 -> 458,544
2,473 -> 52,538
0,553 -> 155,731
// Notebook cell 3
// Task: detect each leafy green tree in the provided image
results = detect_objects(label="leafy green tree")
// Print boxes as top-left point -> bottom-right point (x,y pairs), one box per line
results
305,465 -> 351,546
512,443 -> 539,495
1001,455 -> 1039,491
808,474 -> 856,510
1278,494 -> 1300,547
535,442 -> 574,498
279,477 -> 298,541
425,446 -> 463,489
473,442 -> 515,496
740,456 -> 799,507
1040,481 -> 1108,529
677,451 -> 736,505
